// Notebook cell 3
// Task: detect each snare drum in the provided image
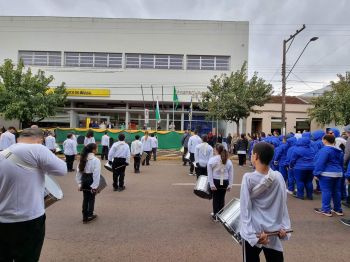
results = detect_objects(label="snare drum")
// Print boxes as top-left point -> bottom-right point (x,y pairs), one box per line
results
185,152 -> 190,160
96,175 -> 107,193
44,175 -> 64,208
217,198 -> 242,244
141,152 -> 148,163
55,143 -> 62,153
193,175 -> 212,199
104,162 -> 113,172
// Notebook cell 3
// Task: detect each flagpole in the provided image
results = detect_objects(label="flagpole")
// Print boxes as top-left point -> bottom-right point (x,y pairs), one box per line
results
172,101 -> 175,131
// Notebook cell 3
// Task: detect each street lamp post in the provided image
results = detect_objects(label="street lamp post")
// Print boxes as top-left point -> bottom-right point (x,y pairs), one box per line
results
281,24 -> 318,135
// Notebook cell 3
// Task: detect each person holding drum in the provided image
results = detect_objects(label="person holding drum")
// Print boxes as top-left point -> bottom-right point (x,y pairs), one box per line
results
0,128 -> 67,262
240,142 -> 291,262
194,135 -> 213,178
207,143 -> 234,220
76,143 -> 101,223
188,129 -> 202,176
108,133 -> 131,191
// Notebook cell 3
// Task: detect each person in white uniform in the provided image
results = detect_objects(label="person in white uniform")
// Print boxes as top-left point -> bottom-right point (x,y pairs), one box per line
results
0,126 -> 16,151
108,133 -> 131,192
76,143 -> 101,223
240,142 -> 291,262
101,132 -> 110,160
45,132 -> 56,153
0,128 -> 67,261
188,130 -> 202,176
207,143 -> 234,220
150,133 -> 158,161
131,135 -> 143,173
63,133 -> 78,172
84,130 -> 95,146
194,135 -> 213,178
141,131 -> 152,166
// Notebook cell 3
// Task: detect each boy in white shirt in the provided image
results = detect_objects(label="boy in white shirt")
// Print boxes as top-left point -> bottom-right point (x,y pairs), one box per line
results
131,135 -> 143,173
150,133 -> 158,161
101,132 -> 110,160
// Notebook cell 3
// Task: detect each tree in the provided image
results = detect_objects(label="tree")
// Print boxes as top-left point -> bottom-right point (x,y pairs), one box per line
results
201,62 -> 273,135
308,72 -> 350,126
0,59 -> 67,127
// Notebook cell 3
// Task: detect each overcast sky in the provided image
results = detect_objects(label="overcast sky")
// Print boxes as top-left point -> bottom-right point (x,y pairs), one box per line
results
1,0 -> 349,95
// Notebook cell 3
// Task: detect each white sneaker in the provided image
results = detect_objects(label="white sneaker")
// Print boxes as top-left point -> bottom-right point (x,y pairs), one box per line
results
286,190 -> 294,195
188,173 -> 194,176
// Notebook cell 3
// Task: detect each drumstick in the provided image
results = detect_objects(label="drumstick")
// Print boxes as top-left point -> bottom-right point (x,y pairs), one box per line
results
256,229 -> 293,237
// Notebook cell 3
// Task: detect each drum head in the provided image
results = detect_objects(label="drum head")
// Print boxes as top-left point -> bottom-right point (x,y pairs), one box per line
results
104,162 -> 113,172
193,189 -> 212,199
45,175 -> 63,200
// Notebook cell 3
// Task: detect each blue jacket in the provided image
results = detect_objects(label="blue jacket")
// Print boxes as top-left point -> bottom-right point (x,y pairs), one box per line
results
274,142 -> 289,166
314,146 -> 343,177
345,164 -> 350,179
286,137 -> 297,166
290,137 -> 315,170
311,130 -> 325,153
330,128 -> 340,138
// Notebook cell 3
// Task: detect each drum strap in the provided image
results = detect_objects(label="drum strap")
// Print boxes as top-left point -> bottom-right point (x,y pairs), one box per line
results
250,169 -> 276,198
0,149 -> 38,170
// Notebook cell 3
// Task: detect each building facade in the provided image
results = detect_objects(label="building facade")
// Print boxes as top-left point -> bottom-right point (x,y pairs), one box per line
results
0,16 -> 249,132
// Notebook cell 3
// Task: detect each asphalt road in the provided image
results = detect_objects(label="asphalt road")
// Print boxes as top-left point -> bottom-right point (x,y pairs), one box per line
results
40,159 -> 350,262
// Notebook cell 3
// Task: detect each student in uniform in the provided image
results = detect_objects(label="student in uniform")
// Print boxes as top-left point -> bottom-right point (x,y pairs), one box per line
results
240,142 -> 291,262
101,131 -> 110,160
194,135 -> 213,178
76,143 -> 101,223
188,130 -> 202,176
108,133 -> 131,191
84,130 -> 95,146
274,136 -> 289,181
45,132 -> 56,153
181,129 -> 191,166
311,130 -> 326,194
141,131 -> 152,166
131,135 -> 143,173
314,134 -> 344,217
150,133 -> 158,161
63,133 -> 78,172
237,134 -> 249,166
207,143 -> 234,220
0,126 -> 16,151
285,137 -> 297,195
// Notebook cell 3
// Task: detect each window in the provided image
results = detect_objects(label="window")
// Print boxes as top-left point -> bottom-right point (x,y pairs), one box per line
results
18,51 -> 61,66
187,55 -> 230,70
126,54 -> 183,69
64,52 -> 122,68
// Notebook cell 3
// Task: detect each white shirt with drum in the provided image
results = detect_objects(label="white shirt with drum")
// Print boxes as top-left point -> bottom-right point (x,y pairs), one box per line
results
0,131 -> 16,150
207,155 -> 234,188
75,153 -> 101,189
151,137 -> 158,149
84,137 -> 95,146
239,169 -> 291,252
141,136 -> 152,151
195,142 -> 213,168
188,135 -> 202,153
63,138 -> 77,156
45,135 -> 56,150
0,143 -> 67,223
131,140 -> 143,156
108,141 -> 131,163
101,135 -> 110,147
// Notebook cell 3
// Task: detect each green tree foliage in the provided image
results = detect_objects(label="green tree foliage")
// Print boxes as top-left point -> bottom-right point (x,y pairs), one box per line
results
201,62 -> 273,135
308,72 -> 350,126
0,59 -> 67,126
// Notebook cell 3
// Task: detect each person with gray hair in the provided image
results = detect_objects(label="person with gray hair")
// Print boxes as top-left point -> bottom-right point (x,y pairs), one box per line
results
0,128 -> 67,261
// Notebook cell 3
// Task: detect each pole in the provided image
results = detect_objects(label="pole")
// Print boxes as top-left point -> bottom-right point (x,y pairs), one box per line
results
281,24 -> 306,136
172,101 -> 175,131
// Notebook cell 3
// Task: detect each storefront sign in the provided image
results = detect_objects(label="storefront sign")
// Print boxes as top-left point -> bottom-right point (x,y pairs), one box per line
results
66,88 -> 110,97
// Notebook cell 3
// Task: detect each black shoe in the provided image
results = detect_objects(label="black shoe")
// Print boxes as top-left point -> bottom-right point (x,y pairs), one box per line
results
113,187 -> 119,191
183,163 -> 187,166
87,214 -> 98,222
342,201 -> 350,208
340,218 -> 350,226
83,218 -> 88,224
135,170 -> 140,174
118,186 -> 126,192
293,195 -> 304,200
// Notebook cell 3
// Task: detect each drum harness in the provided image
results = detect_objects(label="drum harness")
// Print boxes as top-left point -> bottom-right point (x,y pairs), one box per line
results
0,149 -> 39,170
250,169 -> 277,198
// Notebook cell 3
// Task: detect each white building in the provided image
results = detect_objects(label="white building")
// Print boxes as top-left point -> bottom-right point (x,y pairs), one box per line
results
0,16 -> 249,133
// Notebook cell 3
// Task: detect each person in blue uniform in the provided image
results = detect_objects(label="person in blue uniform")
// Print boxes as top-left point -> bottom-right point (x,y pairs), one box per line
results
285,137 -> 297,195
311,130 -> 326,193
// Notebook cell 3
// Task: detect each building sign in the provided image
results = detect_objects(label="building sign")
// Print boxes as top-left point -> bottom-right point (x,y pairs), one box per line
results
66,88 -> 110,97
144,109 -> 149,124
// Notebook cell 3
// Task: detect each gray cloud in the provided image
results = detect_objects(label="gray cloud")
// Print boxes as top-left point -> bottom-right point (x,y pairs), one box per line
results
0,0 -> 349,95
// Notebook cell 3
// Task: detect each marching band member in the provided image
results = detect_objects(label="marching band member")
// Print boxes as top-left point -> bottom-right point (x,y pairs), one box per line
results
101,131 -> 110,160
150,133 -> 158,161
84,130 -> 95,146
141,131 -> 152,166
194,135 -> 213,178
240,142 -> 291,262
314,134 -> 344,217
188,129 -> 202,176
207,143 -> 234,220
0,128 -> 67,261
0,126 -> 16,151
181,129 -> 191,166
45,131 -> 56,153
108,133 -> 130,192
63,133 -> 78,172
76,143 -> 101,223
131,135 -> 143,173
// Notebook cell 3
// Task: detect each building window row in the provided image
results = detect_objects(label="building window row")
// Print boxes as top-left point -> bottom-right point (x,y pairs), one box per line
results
18,51 -> 230,71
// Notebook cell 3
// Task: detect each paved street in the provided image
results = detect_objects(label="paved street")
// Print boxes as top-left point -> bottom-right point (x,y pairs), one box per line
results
41,159 -> 350,262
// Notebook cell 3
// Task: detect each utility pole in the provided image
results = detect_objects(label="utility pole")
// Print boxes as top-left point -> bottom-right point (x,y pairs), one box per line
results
281,24 -> 305,135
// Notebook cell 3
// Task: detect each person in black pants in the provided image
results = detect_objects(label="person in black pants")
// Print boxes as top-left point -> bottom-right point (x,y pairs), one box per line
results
237,134 -> 249,166
108,133 -> 131,192
181,129 -> 191,166
207,143 -> 234,220
141,131 -> 152,166
131,135 -> 143,173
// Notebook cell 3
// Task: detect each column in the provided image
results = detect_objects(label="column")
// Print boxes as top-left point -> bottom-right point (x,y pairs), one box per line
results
166,113 -> 170,131
125,103 -> 129,128
181,104 -> 184,131
69,101 -> 78,128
